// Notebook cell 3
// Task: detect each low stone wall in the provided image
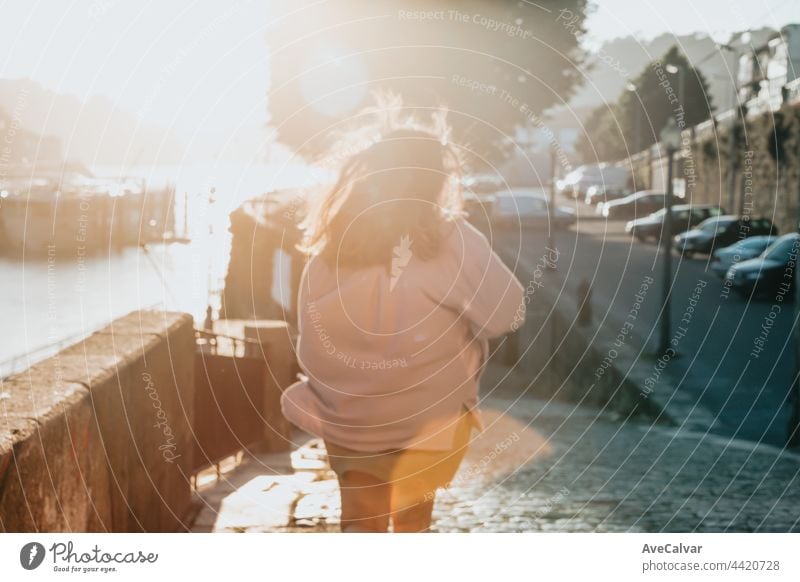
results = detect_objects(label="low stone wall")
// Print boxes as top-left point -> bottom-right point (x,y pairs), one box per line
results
0,311 -> 195,532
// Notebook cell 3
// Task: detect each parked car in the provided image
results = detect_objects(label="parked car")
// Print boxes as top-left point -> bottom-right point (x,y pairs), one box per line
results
710,235 -> 778,277
492,189 -> 575,229
674,215 -> 778,257
725,233 -> 800,297
557,164 -> 628,200
599,190 -> 674,220
625,204 -> 724,241
557,165 -> 601,199
584,184 -> 630,205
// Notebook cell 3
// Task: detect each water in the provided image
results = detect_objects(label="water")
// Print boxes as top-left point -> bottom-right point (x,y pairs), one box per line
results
0,160 -> 322,377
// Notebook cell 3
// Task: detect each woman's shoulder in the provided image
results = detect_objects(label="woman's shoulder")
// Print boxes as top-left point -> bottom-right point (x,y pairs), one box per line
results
440,218 -> 493,257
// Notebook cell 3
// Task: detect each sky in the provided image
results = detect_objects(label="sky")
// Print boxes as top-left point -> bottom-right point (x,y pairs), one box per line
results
0,0 -> 797,161
584,0 -> 797,46
0,1 -> 272,160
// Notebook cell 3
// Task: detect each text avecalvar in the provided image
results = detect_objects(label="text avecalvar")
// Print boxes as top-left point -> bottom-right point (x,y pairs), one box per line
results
642,543 -> 702,554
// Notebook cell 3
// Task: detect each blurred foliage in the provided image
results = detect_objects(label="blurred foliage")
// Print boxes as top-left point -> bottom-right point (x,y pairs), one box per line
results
266,0 -> 589,167
573,102 -> 626,162
576,45 -> 713,163
766,110 -> 792,163
701,137 -> 717,161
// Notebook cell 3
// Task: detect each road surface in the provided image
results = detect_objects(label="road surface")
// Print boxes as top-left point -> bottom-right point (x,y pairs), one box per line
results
493,198 -> 796,446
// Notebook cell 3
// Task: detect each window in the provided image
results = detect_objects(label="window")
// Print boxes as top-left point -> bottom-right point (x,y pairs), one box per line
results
700,218 -> 734,233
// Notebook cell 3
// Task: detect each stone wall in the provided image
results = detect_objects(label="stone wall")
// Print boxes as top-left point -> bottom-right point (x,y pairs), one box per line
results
627,104 -> 800,234
0,311 -> 195,532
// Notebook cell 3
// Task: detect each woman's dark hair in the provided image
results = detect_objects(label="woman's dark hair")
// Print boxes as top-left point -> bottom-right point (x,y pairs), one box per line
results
300,95 -> 464,268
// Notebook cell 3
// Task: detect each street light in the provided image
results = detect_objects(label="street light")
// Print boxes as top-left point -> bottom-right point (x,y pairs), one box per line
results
625,82 -> 643,154
658,117 -> 681,355
664,63 -> 685,110
625,61 -> 682,192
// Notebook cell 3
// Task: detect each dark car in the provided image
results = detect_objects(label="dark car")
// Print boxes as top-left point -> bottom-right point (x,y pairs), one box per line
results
674,215 -> 778,257
600,190 -> 674,220
725,233 -> 800,297
584,184 -> 630,205
625,204 -> 724,241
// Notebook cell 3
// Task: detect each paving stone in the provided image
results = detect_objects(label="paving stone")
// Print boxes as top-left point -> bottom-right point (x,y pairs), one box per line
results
200,475 -> 305,532
191,369 -> 800,533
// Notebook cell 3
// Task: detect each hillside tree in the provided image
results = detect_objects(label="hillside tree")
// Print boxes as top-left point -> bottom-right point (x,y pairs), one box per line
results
577,45 -> 714,163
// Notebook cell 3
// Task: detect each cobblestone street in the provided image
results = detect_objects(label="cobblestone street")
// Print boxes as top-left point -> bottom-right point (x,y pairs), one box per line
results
191,361 -> 800,533
432,397 -> 800,533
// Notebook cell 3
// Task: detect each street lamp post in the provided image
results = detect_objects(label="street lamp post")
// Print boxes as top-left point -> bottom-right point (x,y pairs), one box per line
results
625,83 -> 642,154
204,186 -> 217,331
626,60 -> 683,189
719,43 -> 742,215
548,145 -> 557,268
659,117 -> 681,355
790,138 -> 800,448
792,270 -> 800,447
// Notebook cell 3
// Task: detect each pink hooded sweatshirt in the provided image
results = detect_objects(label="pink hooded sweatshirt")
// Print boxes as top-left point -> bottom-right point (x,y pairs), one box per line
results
280,218 -> 525,452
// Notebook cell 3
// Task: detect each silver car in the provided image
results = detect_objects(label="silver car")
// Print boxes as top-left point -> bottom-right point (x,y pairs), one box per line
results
710,235 -> 777,276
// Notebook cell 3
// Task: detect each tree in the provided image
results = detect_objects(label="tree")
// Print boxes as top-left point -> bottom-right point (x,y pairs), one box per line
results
576,45 -> 714,163
266,0 -> 589,167
620,45 -> 714,153
574,103 -> 627,163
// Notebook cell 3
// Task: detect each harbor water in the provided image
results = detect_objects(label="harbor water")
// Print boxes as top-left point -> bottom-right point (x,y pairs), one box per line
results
0,161 -> 320,377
